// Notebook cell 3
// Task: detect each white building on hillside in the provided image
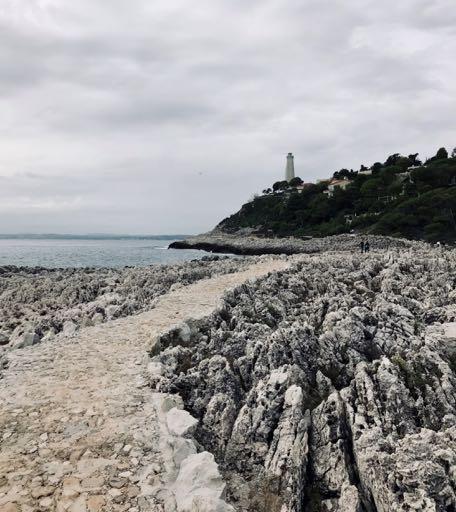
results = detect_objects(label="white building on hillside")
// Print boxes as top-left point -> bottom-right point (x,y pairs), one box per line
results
324,178 -> 352,197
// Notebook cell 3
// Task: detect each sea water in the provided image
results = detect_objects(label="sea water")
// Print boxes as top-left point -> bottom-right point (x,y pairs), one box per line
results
0,236 -> 213,268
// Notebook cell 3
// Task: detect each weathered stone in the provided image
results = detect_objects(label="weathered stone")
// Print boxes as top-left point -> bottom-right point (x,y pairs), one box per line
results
62,321 -> 77,336
154,247 -> 456,511
166,408 -> 198,437
31,485 -> 55,498
13,332 -> 40,349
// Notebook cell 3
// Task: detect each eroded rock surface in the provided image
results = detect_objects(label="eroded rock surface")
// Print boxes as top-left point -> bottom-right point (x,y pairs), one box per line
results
0,256 -> 253,359
154,248 -> 456,511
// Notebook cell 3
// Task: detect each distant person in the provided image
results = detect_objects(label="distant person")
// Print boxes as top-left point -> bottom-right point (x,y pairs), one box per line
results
360,241 -> 365,254
364,240 -> 370,253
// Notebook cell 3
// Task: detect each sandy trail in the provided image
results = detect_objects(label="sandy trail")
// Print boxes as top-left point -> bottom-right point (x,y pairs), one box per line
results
0,258 -> 290,512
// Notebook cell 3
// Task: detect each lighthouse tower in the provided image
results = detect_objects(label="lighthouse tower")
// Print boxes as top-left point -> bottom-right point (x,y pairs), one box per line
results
285,153 -> 295,182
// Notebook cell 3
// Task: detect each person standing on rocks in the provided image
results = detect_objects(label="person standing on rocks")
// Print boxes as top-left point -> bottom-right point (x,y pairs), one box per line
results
360,240 -> 365,254
364,240 -> 370,253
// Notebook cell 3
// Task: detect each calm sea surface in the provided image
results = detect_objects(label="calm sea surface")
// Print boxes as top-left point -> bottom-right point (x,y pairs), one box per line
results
0,237 -> 214,268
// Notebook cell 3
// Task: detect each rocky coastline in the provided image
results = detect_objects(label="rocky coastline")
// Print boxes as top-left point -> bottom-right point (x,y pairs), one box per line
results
169,233 -> 423,256
0,255 -> 255,359
2,236 -> 455,511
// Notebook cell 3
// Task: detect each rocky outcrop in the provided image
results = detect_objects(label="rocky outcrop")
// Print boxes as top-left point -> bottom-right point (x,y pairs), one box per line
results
0,256 -> 253,356
169,233 -> 423,256
152,248 -> 456,511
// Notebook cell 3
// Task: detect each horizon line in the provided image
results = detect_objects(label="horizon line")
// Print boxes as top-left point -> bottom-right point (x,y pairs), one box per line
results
0,233 -> 194,239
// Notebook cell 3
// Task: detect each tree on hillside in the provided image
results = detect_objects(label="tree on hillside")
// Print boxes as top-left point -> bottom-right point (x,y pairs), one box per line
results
451,148 -> 456,159
384,154 -> 401,166
360,178 -> 384,198
289,177 -> 303,187
397,156 -> 412,171
272,180 -> 289,192
333,168 -> 356,180
434,147 -> 448,160
408,153 -> 422,166
371,162 -> 383,173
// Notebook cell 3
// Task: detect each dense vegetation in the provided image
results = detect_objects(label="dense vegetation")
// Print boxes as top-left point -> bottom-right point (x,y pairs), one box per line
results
218,147 -> 456,242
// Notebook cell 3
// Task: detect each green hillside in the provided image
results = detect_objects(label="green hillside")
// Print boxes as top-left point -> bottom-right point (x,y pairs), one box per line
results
217,147 -> 456,243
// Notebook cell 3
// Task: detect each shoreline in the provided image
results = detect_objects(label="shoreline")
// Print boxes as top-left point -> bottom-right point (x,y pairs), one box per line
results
169,232 -> 424,255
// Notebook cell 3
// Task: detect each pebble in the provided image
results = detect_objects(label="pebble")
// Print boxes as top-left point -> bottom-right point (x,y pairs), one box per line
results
67,495 -> 86,512
38,497 -> 53,509
87,496 -> 105,512
126,485 -> 140,498
31,485 -> 55,499
62,476 -> 81,498
109,477 -> 127,489
81,476 -> 104,490
31,476 -> 43,487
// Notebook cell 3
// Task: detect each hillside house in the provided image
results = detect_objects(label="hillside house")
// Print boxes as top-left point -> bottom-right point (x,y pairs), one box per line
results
324,178 -> 352,197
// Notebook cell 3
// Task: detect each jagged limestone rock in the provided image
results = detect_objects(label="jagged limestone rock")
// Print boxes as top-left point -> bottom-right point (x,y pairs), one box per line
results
0,256 -> 255,353
154,248 -> 456,511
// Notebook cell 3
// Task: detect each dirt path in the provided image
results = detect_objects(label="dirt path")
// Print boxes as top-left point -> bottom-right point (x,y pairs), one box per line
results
0,258 -> 290,512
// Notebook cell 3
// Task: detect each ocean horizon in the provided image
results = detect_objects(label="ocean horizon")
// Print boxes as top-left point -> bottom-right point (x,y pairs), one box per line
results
0,234 -> 216,269
0,233 -> 192,240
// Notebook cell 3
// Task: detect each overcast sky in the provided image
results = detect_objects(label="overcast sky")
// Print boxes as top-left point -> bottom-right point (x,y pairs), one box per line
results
0,0 -> 455,234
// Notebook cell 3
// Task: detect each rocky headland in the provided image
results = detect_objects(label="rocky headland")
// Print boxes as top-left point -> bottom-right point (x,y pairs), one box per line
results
169,233 -> 422,256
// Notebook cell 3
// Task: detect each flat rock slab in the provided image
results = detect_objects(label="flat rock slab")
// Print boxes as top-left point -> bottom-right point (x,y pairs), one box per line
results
0,258 -> 290,512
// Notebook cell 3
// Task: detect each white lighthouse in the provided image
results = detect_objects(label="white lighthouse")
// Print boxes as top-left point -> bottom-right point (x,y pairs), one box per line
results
285,153 -> 295,182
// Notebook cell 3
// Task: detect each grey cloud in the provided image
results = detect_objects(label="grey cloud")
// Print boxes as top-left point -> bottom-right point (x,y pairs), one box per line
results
0,0 -> 455,234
